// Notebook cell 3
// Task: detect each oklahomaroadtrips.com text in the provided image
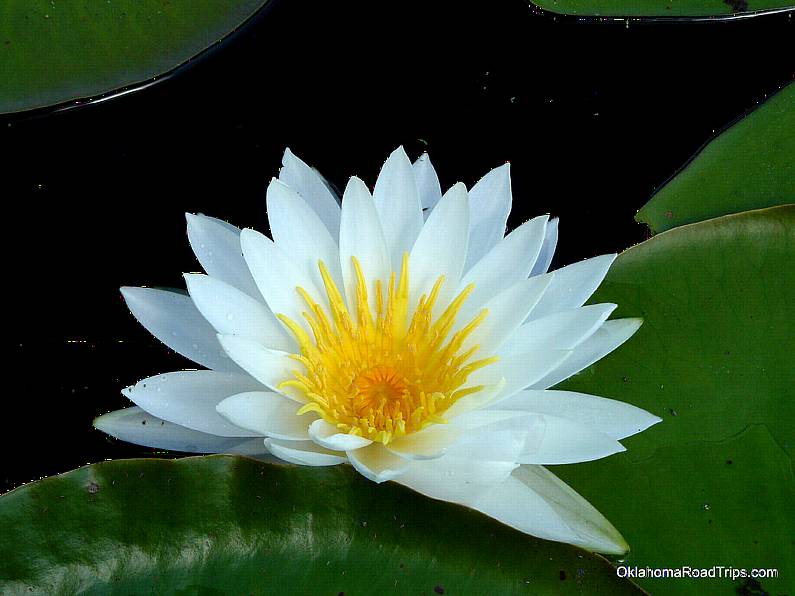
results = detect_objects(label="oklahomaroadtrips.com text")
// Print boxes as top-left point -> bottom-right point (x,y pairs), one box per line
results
616,566 -> 779,580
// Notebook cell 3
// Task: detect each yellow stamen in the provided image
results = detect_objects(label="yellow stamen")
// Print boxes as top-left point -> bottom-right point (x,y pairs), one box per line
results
277,253 -> 496,445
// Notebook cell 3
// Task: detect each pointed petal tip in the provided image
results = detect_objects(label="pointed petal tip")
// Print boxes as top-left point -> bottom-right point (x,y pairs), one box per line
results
267,176 -> 291,192
185,212 -> 212,226
119,286 -> 143,305
600,534 -> 630,556
483,161 -> 511,180
213,398 -> 240,424
184,212 -> 221,227
591,303 -> 619,321
281,147 -> 296,164
238,227 -> 261,248
444,181 -> 468,199
343,175 -> 371,198
92,410 -> 121,435
182,272 -> 199,286
626,317 -> 644,330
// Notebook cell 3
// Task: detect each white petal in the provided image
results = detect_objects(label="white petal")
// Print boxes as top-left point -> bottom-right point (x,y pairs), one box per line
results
240,228 -> 323,329
395,455 -> 520,503
409,182 -> 469,312
459,215 -> 548,315
122,371 -> 264,437
308,419 -> 373,451
121,286 -> 237,372
373,147 -> 424,272
339,176 -> 391,309
385,425 -> 462,460
266,178 -> 343,292
184,274 -> 293,352
216,335 -> 300,399
471,349 -> 572,403
471,465 -> 629,554
514,414 -> 626,464
413,152 -> 442,217
447,410 -> 622,465
266,438 -> 347,466
310,166 -> 340,201
279,148 -> 341,238
443,429 -> 528,462
216,391 -> 311,440
490,389 -> 662,440
529,254 -> 616,320
530,217 -> 558,276
500,303 -> 616,354
464,163 -> 512,271
186,214 -> 261,299
448,408 -> 534,431
442,381 -> 506,419
94,407 -> 268,455
461,274 -> 553,355
531,318 -> 643,389
347,443 -> 411,483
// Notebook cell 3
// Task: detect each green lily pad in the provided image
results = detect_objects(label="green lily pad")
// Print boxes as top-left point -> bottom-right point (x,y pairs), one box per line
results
529,0 -> 794,17
554,205 -> 795,595
0,0 -> 270,114
0,455 -> 643,595
637,82 -> 795,234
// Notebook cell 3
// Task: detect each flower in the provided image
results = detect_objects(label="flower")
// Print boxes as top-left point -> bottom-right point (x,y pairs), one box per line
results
95,146 -> 660,554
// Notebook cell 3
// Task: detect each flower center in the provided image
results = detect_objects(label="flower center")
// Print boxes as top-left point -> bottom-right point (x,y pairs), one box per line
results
277,254 -> 496,445
355,365 -> 408,405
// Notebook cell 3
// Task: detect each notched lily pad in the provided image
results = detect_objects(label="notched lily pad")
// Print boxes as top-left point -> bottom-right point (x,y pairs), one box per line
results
637,81 -> 795,234
554,205 -> 795,595
0,0 -> 271,113
529,0 -> 795,17
554,425 -> 793,595
0,455 -> 643,595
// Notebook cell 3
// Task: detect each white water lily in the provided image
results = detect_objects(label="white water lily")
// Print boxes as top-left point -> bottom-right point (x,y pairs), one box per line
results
95,147 -> 660,554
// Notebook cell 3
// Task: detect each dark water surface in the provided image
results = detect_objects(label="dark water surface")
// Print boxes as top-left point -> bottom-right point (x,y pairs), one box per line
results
3,0 -> 793,492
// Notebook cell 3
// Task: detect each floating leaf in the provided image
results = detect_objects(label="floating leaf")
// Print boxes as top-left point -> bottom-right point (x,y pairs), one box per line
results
0,455 -> 643,594
529,0 -> 795,17
637,82 -> 795,233
0,0 -> 270,113
554,205 -> 795,595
